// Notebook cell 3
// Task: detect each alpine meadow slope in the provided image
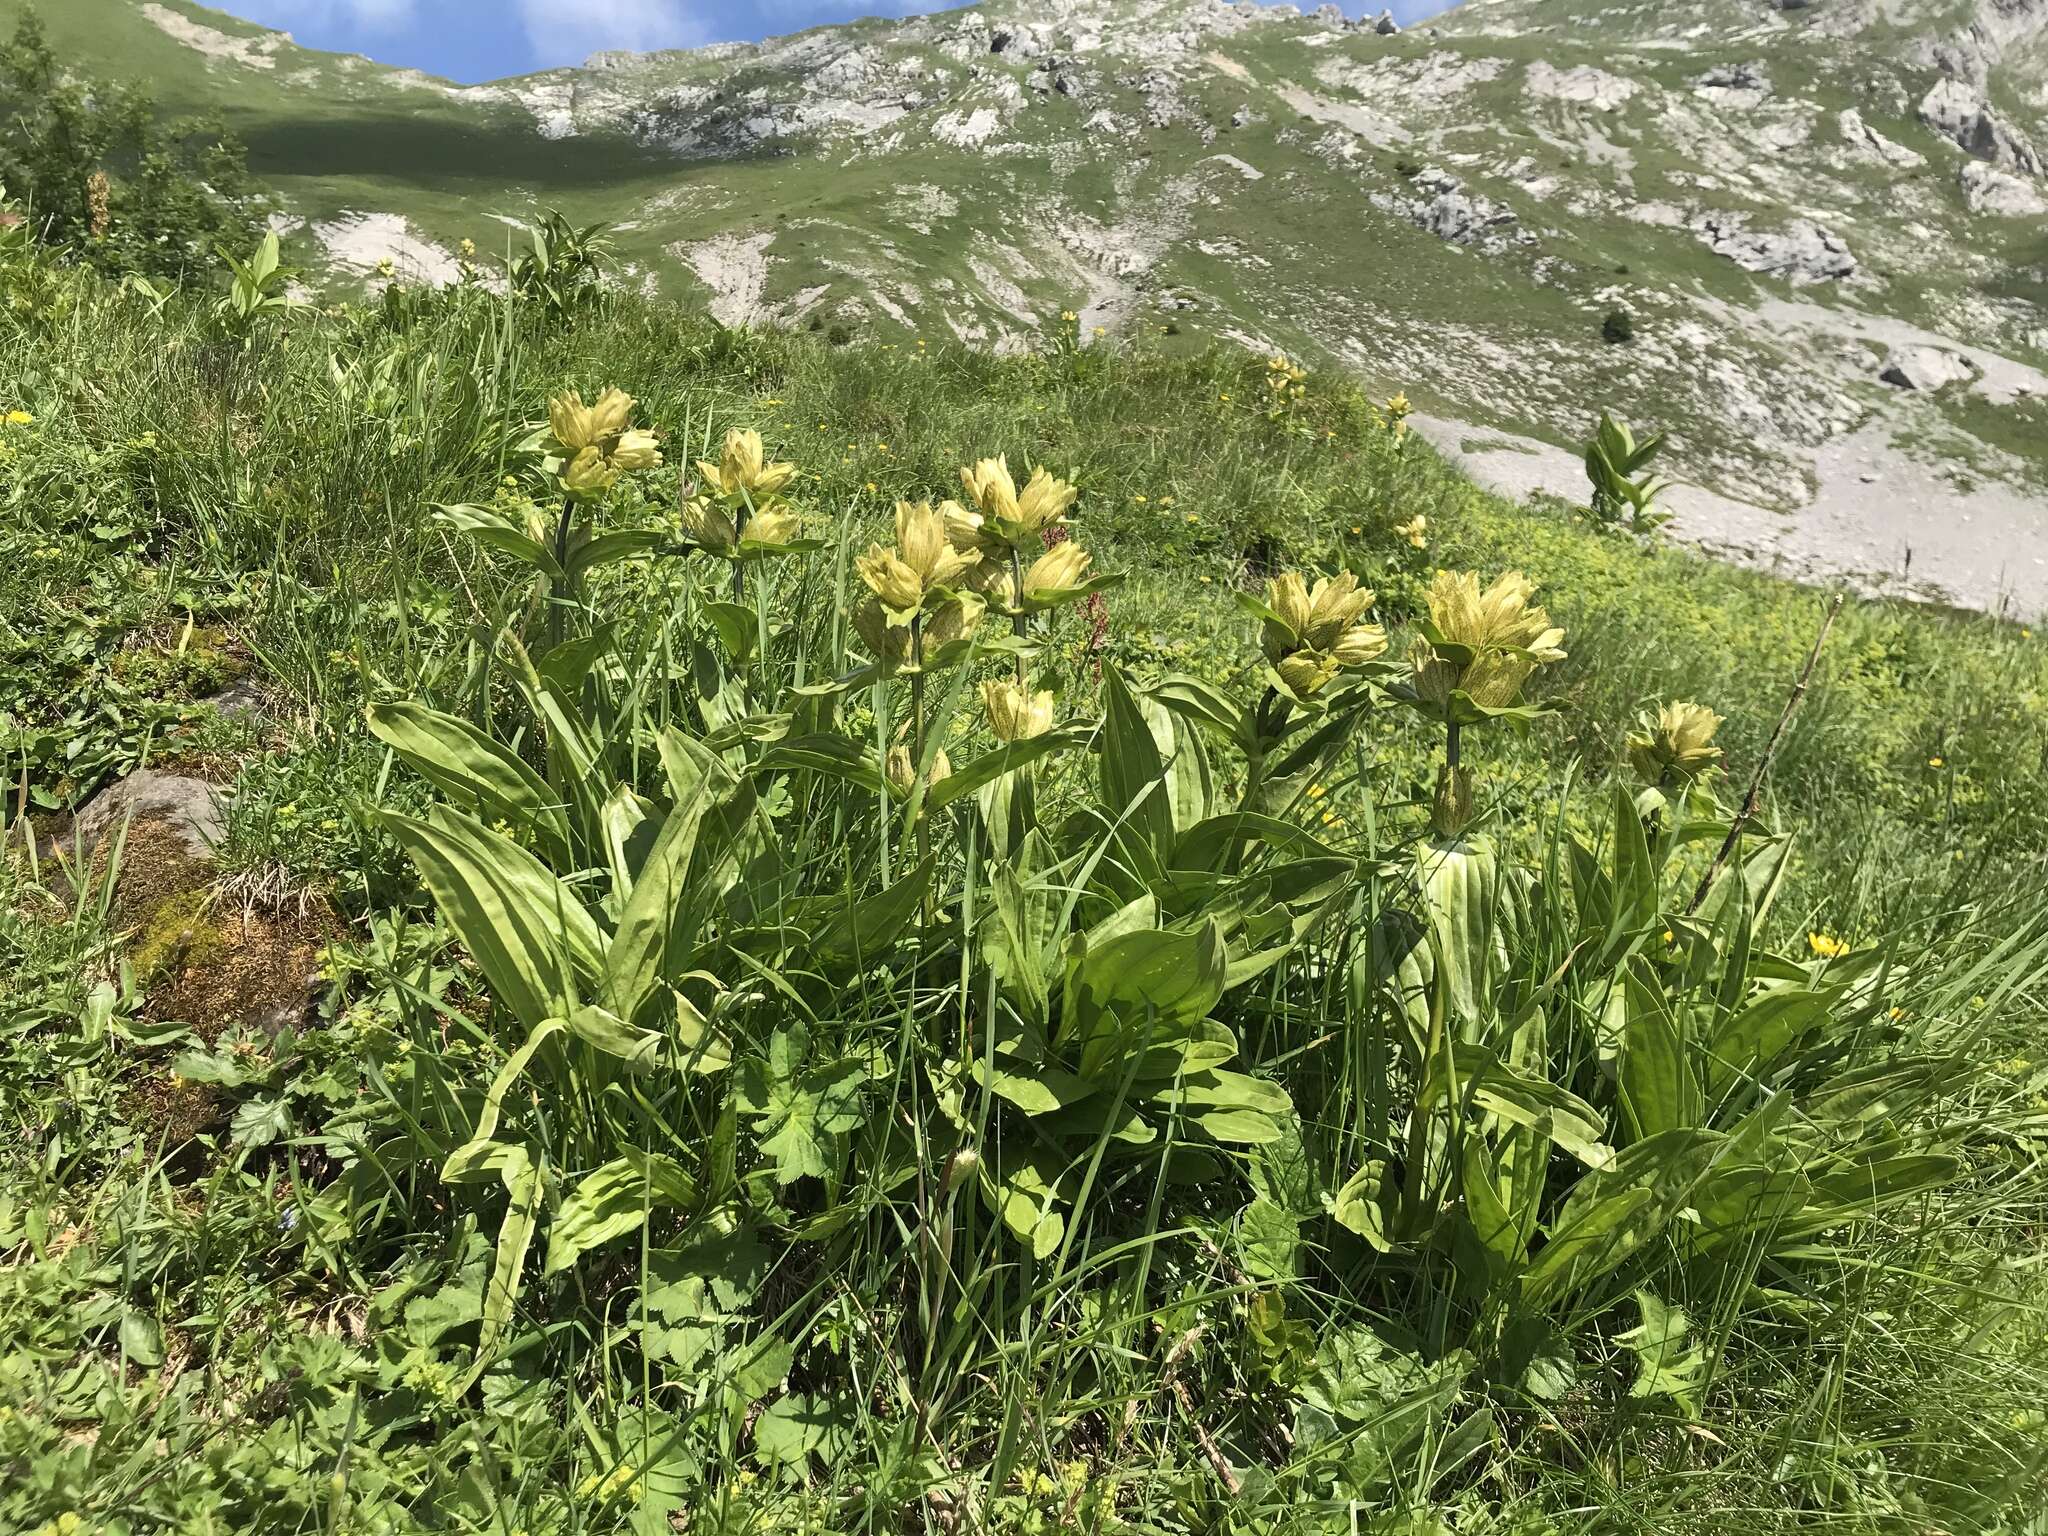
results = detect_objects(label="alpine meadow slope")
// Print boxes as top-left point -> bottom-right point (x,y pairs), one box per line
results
8,0 -> 2048,1529
14,0 -> 2048,614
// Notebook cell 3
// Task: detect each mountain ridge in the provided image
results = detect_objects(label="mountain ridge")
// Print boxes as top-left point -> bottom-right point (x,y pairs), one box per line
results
16,0 -> 2048,614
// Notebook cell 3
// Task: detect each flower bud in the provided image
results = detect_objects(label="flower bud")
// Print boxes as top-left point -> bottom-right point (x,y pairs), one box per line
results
560,445 -> 618,498
943,1147 -> 980,1196
609,429 -> 662,473
1023,540 -> 1091,599
682,496 -> 738,554
1429,763 -> 1474,839
856,546 -> 925,611
1627,701 -> 1724,787
983,679 -> 1055,742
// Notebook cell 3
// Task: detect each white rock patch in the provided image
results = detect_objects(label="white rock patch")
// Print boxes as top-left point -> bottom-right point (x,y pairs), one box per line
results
1524,61 -> 1639,113
315,212 -> 462,285
678,231 -> 773,326
141,3 -> 285,70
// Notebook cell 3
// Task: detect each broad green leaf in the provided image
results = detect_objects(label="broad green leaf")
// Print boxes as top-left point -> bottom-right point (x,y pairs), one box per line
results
973,1059 -> 1096,1116
545,1150 -> 698,1274
1606,779 -> 1658,941
566,528 -> 664,578
1421,1048 -> 1612,1170
435,1139 -> 541,1387
1059,921 -> 1228,1080
1459,1135 -> 1523,1284
1686,1163 -> 1810,1257
1704,988 -> 1832,1097
1417,837 -> 1502,1028
382,807 -> 603,1030
983,857 -> 1061,1024
1617,1288 -> 1705,1412
752,1393 -> 854,1471
435,503 -> 563,575
806,857 -> 932,972
980,1143 -> 1068,1258
367,701 -> 571,863
1099,665 -> 1175,860
929,726 -> 1086,809
1616,959 -> 1700,1142
703,599 -> 759,664
1238,1196 -> 1302,1281
605,732 -> 752,1022
1328,1160 -> 1395,1252
1519,1129 -> 1720,1308
1150,674 -> 1254,753
734,1027 -> 873,1185
564,1003 -> 664,1066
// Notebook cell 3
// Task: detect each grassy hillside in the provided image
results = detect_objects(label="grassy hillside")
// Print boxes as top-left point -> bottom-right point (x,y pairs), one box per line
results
9,0 -> 2048,623
6,200 -> 2048,1533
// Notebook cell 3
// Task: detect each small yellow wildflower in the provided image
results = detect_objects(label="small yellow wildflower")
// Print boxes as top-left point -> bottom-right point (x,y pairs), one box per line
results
1662,929 -> 1675,945
1060,310 -> 1077,322
1927,756 -> 1944,768
865,481 -> 879,492
1200,574 -> 1213,584
4,409 -> 31,425
1133,493 -> 1148,503
1219,392 -> 1231,402
1307,784 -> 1327,800
1807,932 -> 1849,960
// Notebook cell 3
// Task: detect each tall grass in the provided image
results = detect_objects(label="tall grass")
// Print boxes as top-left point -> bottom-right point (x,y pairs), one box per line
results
3,245 -> 2047,1536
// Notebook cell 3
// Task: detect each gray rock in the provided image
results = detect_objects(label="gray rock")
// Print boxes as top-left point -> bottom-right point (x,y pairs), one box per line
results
1410,167 -> 1517,247
1838,107 -> 1924,169
1693,213 -> 1857,283
1918,76 -> 2044,174
1959,157 -> 2048,215
1695,60 -> 1772,106
1314,4 -> 1345,25
72,770 -> 227,863
1376,9 -> 1400,35
1879,345 -> 1975,391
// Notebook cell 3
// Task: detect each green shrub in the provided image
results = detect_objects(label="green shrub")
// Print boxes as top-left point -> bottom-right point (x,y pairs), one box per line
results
0,11 -> 260,280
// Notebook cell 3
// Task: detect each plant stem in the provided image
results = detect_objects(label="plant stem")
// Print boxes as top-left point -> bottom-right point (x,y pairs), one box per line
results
547,492 -> 575,650
1009,545 -> 1028,686
911,615 -> 931,920
1685,592 -> 1844,916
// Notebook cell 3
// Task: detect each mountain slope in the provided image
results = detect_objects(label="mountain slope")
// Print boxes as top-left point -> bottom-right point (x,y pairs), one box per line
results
17,0 -> 2048,614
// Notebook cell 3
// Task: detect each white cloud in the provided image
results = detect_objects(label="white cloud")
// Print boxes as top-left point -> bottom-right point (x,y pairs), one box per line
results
515,0 -> 708,63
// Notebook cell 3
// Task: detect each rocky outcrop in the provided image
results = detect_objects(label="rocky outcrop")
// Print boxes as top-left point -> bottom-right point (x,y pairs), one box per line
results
1394,167 -> 1521,251
1838,107 -> 1925,168
1696,61 -> 1772,109
1524,60 -> 1638,111
1918,76 -> 2044,174
1959,156 -> 2048,212
1692,213 -> 1857,283
1880,345 -> 1976,390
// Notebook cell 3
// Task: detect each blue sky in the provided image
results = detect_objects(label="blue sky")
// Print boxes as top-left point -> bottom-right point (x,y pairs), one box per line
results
214,1 -> 1456,84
